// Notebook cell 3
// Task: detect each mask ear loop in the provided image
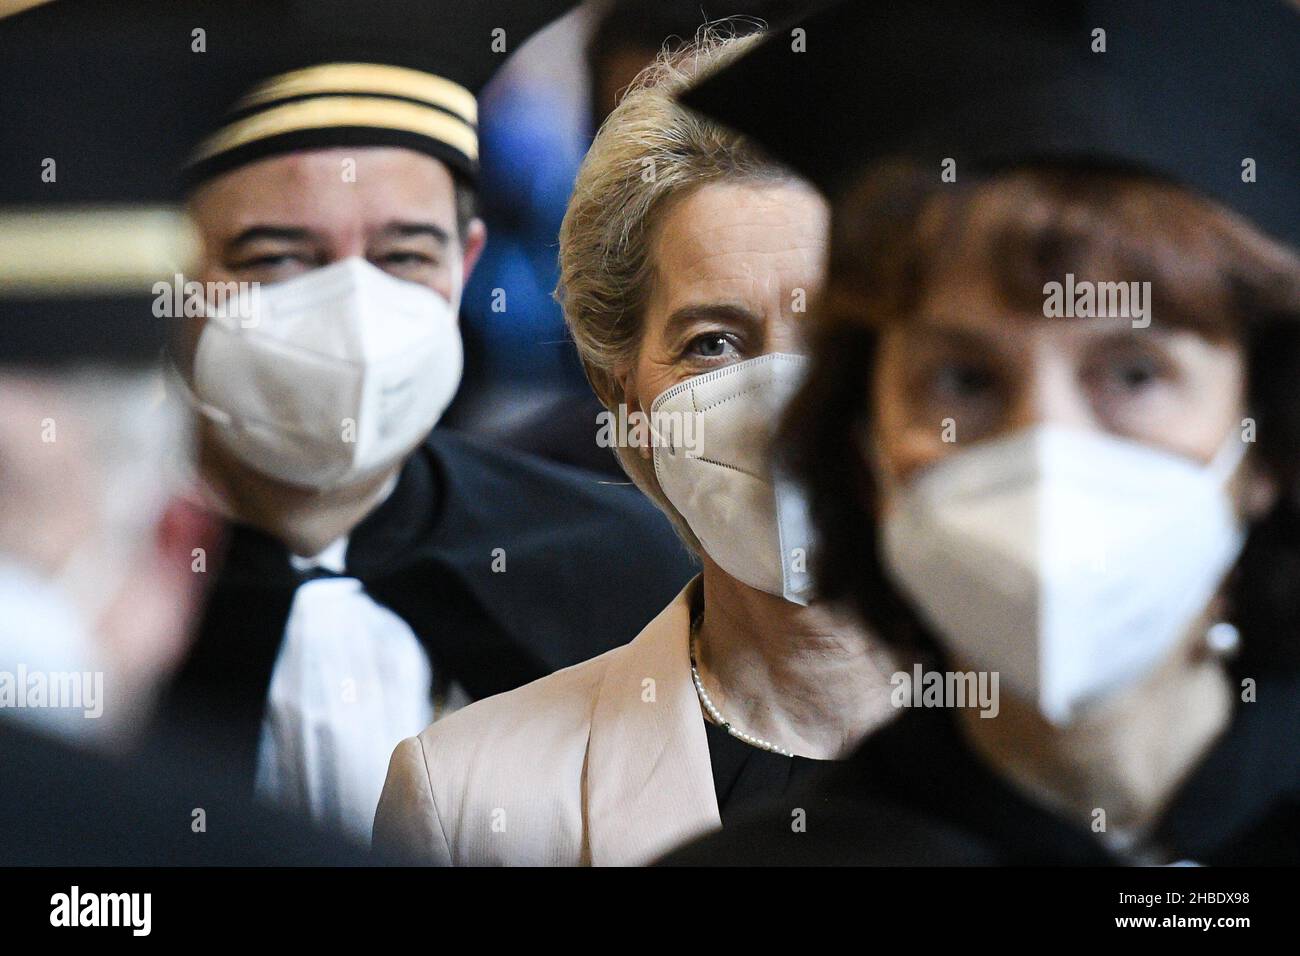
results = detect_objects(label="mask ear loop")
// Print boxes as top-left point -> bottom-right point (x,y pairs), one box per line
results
1208,426 -> 1250,484
163,359 -> 235,429
647,377 -> 697,460
773,468 -> 815,606
1201,425 -> 1253,661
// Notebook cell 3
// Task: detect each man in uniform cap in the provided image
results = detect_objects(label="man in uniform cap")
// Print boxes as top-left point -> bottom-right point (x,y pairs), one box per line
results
158,0 -> 696,843
665,0 -> 1300,865
0,0 -> 365,864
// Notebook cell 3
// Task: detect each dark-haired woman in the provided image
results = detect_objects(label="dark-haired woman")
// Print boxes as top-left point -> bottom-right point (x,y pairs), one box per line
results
671,163 -> 1300,865
666,0 -> 1300,867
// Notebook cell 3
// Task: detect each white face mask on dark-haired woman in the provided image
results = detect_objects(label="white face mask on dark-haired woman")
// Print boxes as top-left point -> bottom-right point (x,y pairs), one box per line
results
192,257 -> 463,491
881,424 -> 1248,725
651,353 -> 815,605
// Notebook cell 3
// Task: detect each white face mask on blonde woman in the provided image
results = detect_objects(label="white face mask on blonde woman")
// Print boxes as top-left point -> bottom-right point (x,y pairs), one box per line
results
652,353 -> 815,605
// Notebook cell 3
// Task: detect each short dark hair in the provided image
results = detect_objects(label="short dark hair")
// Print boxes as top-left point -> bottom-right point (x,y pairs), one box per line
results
452,171 -> 478,244
782,162 -> 1300,677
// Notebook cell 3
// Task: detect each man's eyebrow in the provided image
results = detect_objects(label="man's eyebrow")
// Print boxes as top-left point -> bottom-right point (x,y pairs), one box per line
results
225,225 -> 319,251
664,303 -> 763,340
377,221 -> 452,244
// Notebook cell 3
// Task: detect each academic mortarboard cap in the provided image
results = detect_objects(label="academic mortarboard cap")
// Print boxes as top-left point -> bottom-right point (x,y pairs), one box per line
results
680,0 -> 1300,249
183,0 -> 580,189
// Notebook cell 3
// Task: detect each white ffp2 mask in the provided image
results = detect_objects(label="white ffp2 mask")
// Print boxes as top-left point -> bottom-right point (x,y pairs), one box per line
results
193,257 -> 463,490
652,353 -> 814,605
882,424 -> 1248,724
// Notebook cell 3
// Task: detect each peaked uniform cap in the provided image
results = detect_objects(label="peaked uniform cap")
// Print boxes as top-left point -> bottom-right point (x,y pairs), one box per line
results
182,0 -> 580,189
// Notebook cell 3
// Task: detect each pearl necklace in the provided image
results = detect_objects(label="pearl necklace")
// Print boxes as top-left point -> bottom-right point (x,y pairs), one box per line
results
688,615 -> 795,758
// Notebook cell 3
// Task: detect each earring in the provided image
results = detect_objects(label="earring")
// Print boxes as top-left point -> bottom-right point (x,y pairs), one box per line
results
1205,621 -> 1241,660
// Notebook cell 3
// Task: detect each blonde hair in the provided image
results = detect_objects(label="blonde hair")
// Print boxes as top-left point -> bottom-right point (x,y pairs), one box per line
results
557,26 -> 789,551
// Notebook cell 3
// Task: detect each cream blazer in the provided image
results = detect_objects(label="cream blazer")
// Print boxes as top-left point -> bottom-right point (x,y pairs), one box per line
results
372,579 -> 720,865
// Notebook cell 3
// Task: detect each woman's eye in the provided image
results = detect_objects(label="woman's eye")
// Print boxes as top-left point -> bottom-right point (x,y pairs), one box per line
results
684,333 -> 740,362
1097,354 -> 1167,392
1116,359 -> 1158,388
933,361 -> 995,398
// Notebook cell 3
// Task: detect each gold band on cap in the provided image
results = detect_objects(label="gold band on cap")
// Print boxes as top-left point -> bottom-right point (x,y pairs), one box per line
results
188,62 -> 480,173
0,0 -> 58,22
190,95 -> 479,168
0,206 -> 198,296
236,62 -> 477,127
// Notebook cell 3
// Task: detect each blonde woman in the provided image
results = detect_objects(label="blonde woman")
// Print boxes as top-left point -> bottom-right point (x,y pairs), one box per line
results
373,31 -> 898,866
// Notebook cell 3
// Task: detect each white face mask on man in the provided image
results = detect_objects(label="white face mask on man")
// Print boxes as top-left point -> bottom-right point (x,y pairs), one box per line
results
192,256 -> 464,491
651,353 -> 815,605
881,424 -> 1248,725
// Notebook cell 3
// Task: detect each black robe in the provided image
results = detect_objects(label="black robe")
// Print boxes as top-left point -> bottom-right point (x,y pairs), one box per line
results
0,719 -> 367,866
161,428 -> 697,788
663,670 -> 1300,866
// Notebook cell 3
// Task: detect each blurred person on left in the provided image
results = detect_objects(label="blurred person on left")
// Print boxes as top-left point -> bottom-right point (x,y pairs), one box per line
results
0,1 -> 224,750
0,307 -> 365,866
0,364 -> 205,746
0,1 -> 367,865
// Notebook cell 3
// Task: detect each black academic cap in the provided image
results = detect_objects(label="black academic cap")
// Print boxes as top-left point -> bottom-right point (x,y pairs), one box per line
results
183,0 -> 580,189
0,1 -> 268,367
680,0 -> 1300,249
